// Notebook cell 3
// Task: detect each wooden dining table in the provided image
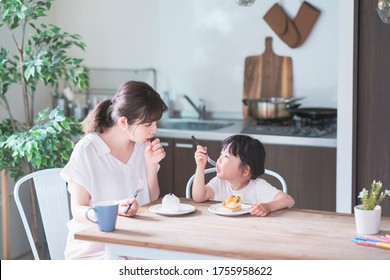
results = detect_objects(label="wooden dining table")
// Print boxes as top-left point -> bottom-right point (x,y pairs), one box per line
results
74,198 -> 390,260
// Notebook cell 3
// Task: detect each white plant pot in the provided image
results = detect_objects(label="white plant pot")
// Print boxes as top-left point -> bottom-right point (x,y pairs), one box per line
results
354,205 -> 382,235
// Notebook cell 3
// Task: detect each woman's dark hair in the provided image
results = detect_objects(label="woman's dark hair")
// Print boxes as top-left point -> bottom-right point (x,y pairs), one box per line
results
221,135 -> 266,179
82,81 -> 167,133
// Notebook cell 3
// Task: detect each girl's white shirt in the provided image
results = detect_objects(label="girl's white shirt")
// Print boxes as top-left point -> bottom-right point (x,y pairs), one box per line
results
208,177 -> 281,203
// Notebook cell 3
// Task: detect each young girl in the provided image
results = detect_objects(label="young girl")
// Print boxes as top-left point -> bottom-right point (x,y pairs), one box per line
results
60,80 -> 167,259
192,134 -> 295,217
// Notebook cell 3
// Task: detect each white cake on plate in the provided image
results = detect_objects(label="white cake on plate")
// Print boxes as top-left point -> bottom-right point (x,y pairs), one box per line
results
162,193 -> 180,212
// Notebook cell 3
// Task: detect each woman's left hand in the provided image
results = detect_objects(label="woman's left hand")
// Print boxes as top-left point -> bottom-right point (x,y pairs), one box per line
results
250,203 -> 271,217
119,198 -> 139,217
145,138 -> 166,165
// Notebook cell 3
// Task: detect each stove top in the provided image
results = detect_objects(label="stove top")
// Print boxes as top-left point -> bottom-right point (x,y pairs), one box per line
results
241,117 -> 337,137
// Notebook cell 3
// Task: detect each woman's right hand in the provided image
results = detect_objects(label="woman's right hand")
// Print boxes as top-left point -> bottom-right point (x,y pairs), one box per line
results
119,198 -> 139,217
194,145 -> 208,168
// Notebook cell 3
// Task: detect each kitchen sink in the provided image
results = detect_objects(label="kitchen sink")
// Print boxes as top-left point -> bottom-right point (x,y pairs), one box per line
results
157,119 -> 234,131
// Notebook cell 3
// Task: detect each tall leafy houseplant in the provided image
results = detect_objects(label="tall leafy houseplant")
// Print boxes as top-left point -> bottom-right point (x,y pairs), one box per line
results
0,0 -> 89,257
0,0 -> 89,178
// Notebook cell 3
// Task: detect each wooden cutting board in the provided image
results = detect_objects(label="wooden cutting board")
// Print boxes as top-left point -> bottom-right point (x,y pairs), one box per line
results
243,37 -> 293,117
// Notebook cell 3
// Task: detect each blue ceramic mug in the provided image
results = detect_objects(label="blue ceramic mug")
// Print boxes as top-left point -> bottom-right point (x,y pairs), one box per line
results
86,200 -> 119,232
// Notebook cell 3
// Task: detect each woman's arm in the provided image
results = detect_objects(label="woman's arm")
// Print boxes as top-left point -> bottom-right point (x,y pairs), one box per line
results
144,138 -> 165,201
69,181 -> 139,222
250,192 -> 295,217
68,181 -> 93,224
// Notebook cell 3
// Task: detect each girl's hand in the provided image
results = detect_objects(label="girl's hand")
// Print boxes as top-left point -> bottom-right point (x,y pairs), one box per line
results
145,138 -> 166,165
250,203 -> 272,217
119,198 -> 139,217
194,145 -> 208,168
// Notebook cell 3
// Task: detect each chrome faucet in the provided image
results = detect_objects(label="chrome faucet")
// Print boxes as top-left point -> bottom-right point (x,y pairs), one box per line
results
182,94 -> 206,120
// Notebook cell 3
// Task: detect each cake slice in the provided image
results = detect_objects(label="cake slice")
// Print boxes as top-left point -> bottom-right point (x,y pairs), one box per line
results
222,195 -> 242,212
162,193 -> 180,212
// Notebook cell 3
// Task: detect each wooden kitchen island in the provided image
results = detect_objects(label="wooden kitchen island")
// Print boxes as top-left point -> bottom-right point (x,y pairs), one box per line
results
75,199 -> 390,260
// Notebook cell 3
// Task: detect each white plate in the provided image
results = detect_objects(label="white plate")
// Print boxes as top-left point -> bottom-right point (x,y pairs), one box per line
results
208,203 -> 251,216
149,204 -> 196,216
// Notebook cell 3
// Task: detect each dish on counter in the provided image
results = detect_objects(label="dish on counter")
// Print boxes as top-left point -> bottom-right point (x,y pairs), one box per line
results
208,203 -> 251,216
149,204 -> 195,216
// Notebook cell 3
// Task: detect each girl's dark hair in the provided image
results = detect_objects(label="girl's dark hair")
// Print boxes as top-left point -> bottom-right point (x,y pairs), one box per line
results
82,81 -> 167,133
222,135 -> 266,179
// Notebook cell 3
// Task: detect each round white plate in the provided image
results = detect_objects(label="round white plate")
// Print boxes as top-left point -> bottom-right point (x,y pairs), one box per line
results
149,204 -> 196,216
208,203 -> 251,216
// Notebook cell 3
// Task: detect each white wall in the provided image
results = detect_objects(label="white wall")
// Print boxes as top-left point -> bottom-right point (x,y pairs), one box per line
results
337,0 -> 354,213
49,0 -> 338,116
159,0 -> 338,114
52,0 -> 160,69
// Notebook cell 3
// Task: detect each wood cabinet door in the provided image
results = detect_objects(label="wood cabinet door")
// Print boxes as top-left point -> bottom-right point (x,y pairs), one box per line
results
264,144 -> 336,211
173,139 -> 197,197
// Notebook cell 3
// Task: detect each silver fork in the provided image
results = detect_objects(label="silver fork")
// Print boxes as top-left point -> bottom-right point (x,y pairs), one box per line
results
124,179 -> 144,213
191,135 -> 217,166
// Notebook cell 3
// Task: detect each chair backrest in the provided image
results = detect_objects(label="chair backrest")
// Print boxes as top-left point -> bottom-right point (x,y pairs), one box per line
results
13,168 -> 70,260
185,167 -> 287,198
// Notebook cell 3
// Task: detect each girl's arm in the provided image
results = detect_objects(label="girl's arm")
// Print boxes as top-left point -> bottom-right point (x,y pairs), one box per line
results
192,145 -> 215,202
250,192 -> 295,217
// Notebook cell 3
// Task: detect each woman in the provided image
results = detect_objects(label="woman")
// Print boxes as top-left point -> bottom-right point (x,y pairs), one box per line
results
60,80 -> 167,259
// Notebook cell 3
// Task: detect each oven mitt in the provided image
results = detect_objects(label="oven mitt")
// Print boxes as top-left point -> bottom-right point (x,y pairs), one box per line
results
292,1 -> 321,48
263,2 -> 321,48
263,3 -> 300,48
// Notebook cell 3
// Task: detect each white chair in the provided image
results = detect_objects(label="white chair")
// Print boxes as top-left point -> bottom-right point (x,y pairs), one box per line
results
185,167 -> 287,198
13,168 -> 70,260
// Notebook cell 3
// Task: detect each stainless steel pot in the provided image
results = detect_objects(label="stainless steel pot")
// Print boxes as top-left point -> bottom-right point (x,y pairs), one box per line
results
242,97 -> 303,120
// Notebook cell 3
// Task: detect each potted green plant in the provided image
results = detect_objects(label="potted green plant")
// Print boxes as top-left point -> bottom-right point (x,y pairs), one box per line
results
0,0 -> 89,258
354,180 -> 390,234
0,0 -> 89,177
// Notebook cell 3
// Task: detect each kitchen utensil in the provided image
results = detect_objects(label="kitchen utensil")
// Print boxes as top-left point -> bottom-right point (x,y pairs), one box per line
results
290,107 -> 337,120
124,179 -> 144,213
191,135 -> 217,166
243,37 -> 293,117
242,97 -> 302,121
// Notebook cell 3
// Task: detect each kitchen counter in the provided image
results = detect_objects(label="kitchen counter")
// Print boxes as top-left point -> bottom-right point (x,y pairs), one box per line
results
156,118 -> 337,148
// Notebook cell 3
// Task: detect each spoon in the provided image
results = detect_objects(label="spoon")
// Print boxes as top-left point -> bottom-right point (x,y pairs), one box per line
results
191,135 -> 217,166
124,179 -> 144,214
